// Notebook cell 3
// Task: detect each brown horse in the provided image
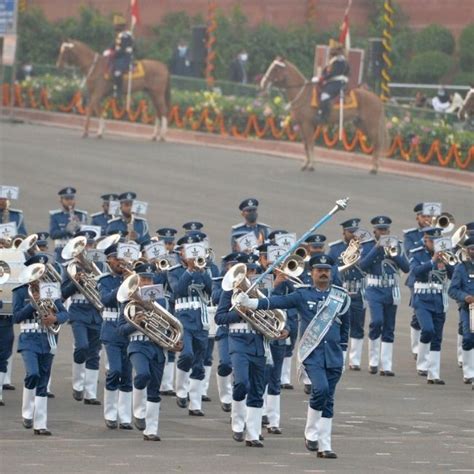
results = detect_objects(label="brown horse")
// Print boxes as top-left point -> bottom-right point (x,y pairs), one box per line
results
260,57 -> 389,173
56,40 -> 171,140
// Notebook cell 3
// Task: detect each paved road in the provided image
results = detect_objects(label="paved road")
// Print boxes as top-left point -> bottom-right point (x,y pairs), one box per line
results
0,123 -> 472,474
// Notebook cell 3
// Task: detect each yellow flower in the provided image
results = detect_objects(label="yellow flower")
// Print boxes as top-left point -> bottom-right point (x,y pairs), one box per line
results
273,96 -> 282,105
246,105 -> 253,113
391,117 -> 399,124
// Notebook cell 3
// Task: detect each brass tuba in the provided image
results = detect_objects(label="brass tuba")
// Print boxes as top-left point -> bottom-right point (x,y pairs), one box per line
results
117,273 -> 183,351
222,263 -> 287,340
62,236 -> 104,311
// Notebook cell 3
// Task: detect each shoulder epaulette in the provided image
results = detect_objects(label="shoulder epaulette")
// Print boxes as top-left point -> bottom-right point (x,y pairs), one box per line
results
231,222 -> 245,230
403,228 -> 417,234
212,276 -> 223,281
49,209 -> 62,215
259,222 -> 270,228
134,216 -> 146,221
328,239 -> 343,247
107,217 -> 122,224
75,209 -> 88,215
362,238 -> 375,245
90,212 -> 103,218
7,208 -> 23,213
97,272 -> 111,281
410,246 -> 424,254
168,264 -> 182,272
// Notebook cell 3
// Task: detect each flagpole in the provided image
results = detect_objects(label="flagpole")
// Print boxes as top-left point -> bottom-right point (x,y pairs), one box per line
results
126,21 -> 134,112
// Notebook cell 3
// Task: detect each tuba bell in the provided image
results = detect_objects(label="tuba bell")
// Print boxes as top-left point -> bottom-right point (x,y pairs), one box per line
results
117,273 -> 183,351
62,236 -> 104,311
222,263 -> 287,340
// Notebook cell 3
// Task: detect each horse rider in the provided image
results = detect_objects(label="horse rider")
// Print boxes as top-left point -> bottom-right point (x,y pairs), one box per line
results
110,14 -> 134,100
312,39 -> 350,124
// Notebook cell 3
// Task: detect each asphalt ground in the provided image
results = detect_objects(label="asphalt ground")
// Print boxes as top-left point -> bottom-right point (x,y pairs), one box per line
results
0,122 -> 473,474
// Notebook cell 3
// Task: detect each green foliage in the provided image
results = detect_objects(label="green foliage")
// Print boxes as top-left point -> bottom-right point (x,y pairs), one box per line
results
408,51 -> 454,83
414,24 -> 455,55
452,71 -> 474,86
366,0 -> 408,37
390,28 -> 417,82
459,23 -> 474,73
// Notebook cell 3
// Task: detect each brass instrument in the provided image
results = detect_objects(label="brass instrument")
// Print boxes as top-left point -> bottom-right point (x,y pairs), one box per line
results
338,238 -> 361,272
2,199 -> 10,226
194,256 -> 207,269
383,238 -> 400,258
452,225 -> 468,249
0,260 -> 11,284
222,263 -> 287,339
157,257 -> 172,272
96,233 -> 121,251
455,247 -> 468,263
295,245 -> 310,262
62,236 -> 104,311
20,263 -> 60,335
438,250 -> 458,266
66,205 -> 81,235
127,213 -> 136,242
276,254 -> 305,285
117,273 -> 183,351
432,212 -> 455,234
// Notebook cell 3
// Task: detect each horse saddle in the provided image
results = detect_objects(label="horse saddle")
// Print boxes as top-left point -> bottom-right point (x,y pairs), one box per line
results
104,60 -> 145,80
310,87 -> 358,110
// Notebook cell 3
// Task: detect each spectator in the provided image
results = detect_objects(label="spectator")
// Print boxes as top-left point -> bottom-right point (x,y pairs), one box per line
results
229,49 -> 249,84
432,86 -> 451,112
413,91 -> 427,108
169,39 -> 193,77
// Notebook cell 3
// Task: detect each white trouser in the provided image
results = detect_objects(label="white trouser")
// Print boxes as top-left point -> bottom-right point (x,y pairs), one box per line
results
262,386 -> 268,415
217,374 -> 232,404
4,356 -> 13,384
349,338 -> 364,367
410,327 -> 420,355
118,390 -> 132,424
245,406 -> 262,442
160,360 -> 175,391
457,334 -> 463,365
203,366 -> 212,397
143,401 -> 160,437
266,394 -> 280,428
303,370 -> 311,385
175,368 -> 190,399
369,337 -> 381,367
281,356 -> 292,385
22,387 -> 36,419
104,389 -> 118,421
133,387 -> 147,419
84,369 -> 99,400
462,350 -> 474,380
317,417 -> 333,452
33,396 -> 48,430
72,362 -> 86,392
231,399 -> 246,433
381,342 -> 393,372
417,342 -> 430,372
0,372 -> 5,401
304,406 -> 321,442
427,350 -> 441,381
188,378 -> 203,411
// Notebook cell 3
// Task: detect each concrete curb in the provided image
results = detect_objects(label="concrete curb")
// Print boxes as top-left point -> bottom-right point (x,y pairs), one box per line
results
6,108 -> 473,189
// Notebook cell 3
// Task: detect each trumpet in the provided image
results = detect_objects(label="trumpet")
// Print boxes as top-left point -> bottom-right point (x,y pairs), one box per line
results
62,236 -> 104,311
157,257 -> 172,272
117,273 -> 183,351
194,256 -> 207,269
276,254 -> 305,285
432,212 -> 455,234
438,250 -> 458,266
384,245 -> 399,258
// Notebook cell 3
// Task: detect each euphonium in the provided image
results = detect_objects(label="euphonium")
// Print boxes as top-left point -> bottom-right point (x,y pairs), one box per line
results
338,239 -> 361,272
117,273 -> 183,351
62,236 -> 104,311
222,263 -> 287,340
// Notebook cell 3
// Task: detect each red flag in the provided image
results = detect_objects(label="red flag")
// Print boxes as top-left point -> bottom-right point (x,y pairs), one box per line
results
131,0 -> 140,29
339,0 -> 351,50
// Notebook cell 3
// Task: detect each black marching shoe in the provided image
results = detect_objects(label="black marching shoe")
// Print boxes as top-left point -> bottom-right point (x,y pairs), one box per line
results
267,426 -> 282,435
349,365 -> 361,371
143,434 -> 161,441
34,429 -> 52,436
221,402 -> 231,413
188,409 -> 205,416
305,438 -> 318,452
0,400 -> 4,406
280,383 -> 294,390
176,397 -> 188,409
84,398 -> 101,405
72,390 -> 84,402
202,395 -> 212,402
427,379 -> 445,385
161,390 -> 176,396
47,392 -> 55,399
232,431 -> 244,442
134,417 -> 146,431
304,384 -> 312,395
119,423 -> 134,430
105,419 -> 118,429
23,418 -> 33,429
259,434 -> 265,441
463,377 -> 473,384
246,440 -> 264,448
261,415 -> 269,426
317,450 -> 338,459
417,370 -> 428,376
380,370 -> 395,377
369,366 -> 378,375
3,384 -> 15,391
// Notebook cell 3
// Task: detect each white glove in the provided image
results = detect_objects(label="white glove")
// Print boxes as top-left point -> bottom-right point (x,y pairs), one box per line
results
342,350 -> 347,374
311,76 -> 320,84
234,292 -> 258,310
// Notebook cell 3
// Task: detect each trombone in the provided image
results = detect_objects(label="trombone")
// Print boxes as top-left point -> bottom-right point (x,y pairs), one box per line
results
275,253 -> 306,285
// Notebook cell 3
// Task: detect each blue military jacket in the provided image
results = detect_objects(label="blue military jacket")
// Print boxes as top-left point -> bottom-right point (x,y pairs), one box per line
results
403,227 -> 424,255
215,289 -> 266,357
12,284 -> 69,354
98,272 -> 128,344
449,261 -> 474,309
61,278 -> 103,326
49,208 -> 88,242
230,221 -> 270,251
105,216 -> 150,245
328,239 -> 366,298
0,208 -> 27,235
257,285 -> 350,368
90,212 -> 111,235
167,266 -> 212,331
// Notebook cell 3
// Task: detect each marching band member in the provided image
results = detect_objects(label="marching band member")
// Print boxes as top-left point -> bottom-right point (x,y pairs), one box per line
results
168,234 -> 212,416
403,204 -> 432,361
359,216 -> 409,376
410,227 -> 454,384
235,254 -> 349,458
12,254 -> 69,435
0,189 -> 27,235
91,194 -> 119,235
106,192 -> 150,245
329,219 -> 366,371
449,237 -> 474,387
49,187 -> 88,262
231,199 -> 271,252
61,230 -> 103,405
98,244 -> 133,429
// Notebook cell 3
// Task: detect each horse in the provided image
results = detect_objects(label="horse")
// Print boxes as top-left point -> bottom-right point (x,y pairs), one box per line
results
260,57 -> 389,174
56,40 -> 171,140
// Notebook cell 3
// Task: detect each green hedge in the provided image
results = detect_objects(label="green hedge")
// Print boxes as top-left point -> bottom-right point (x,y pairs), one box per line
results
459,23 -> 474,74
408,51 -> 455,84
415,24 -> 455,55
